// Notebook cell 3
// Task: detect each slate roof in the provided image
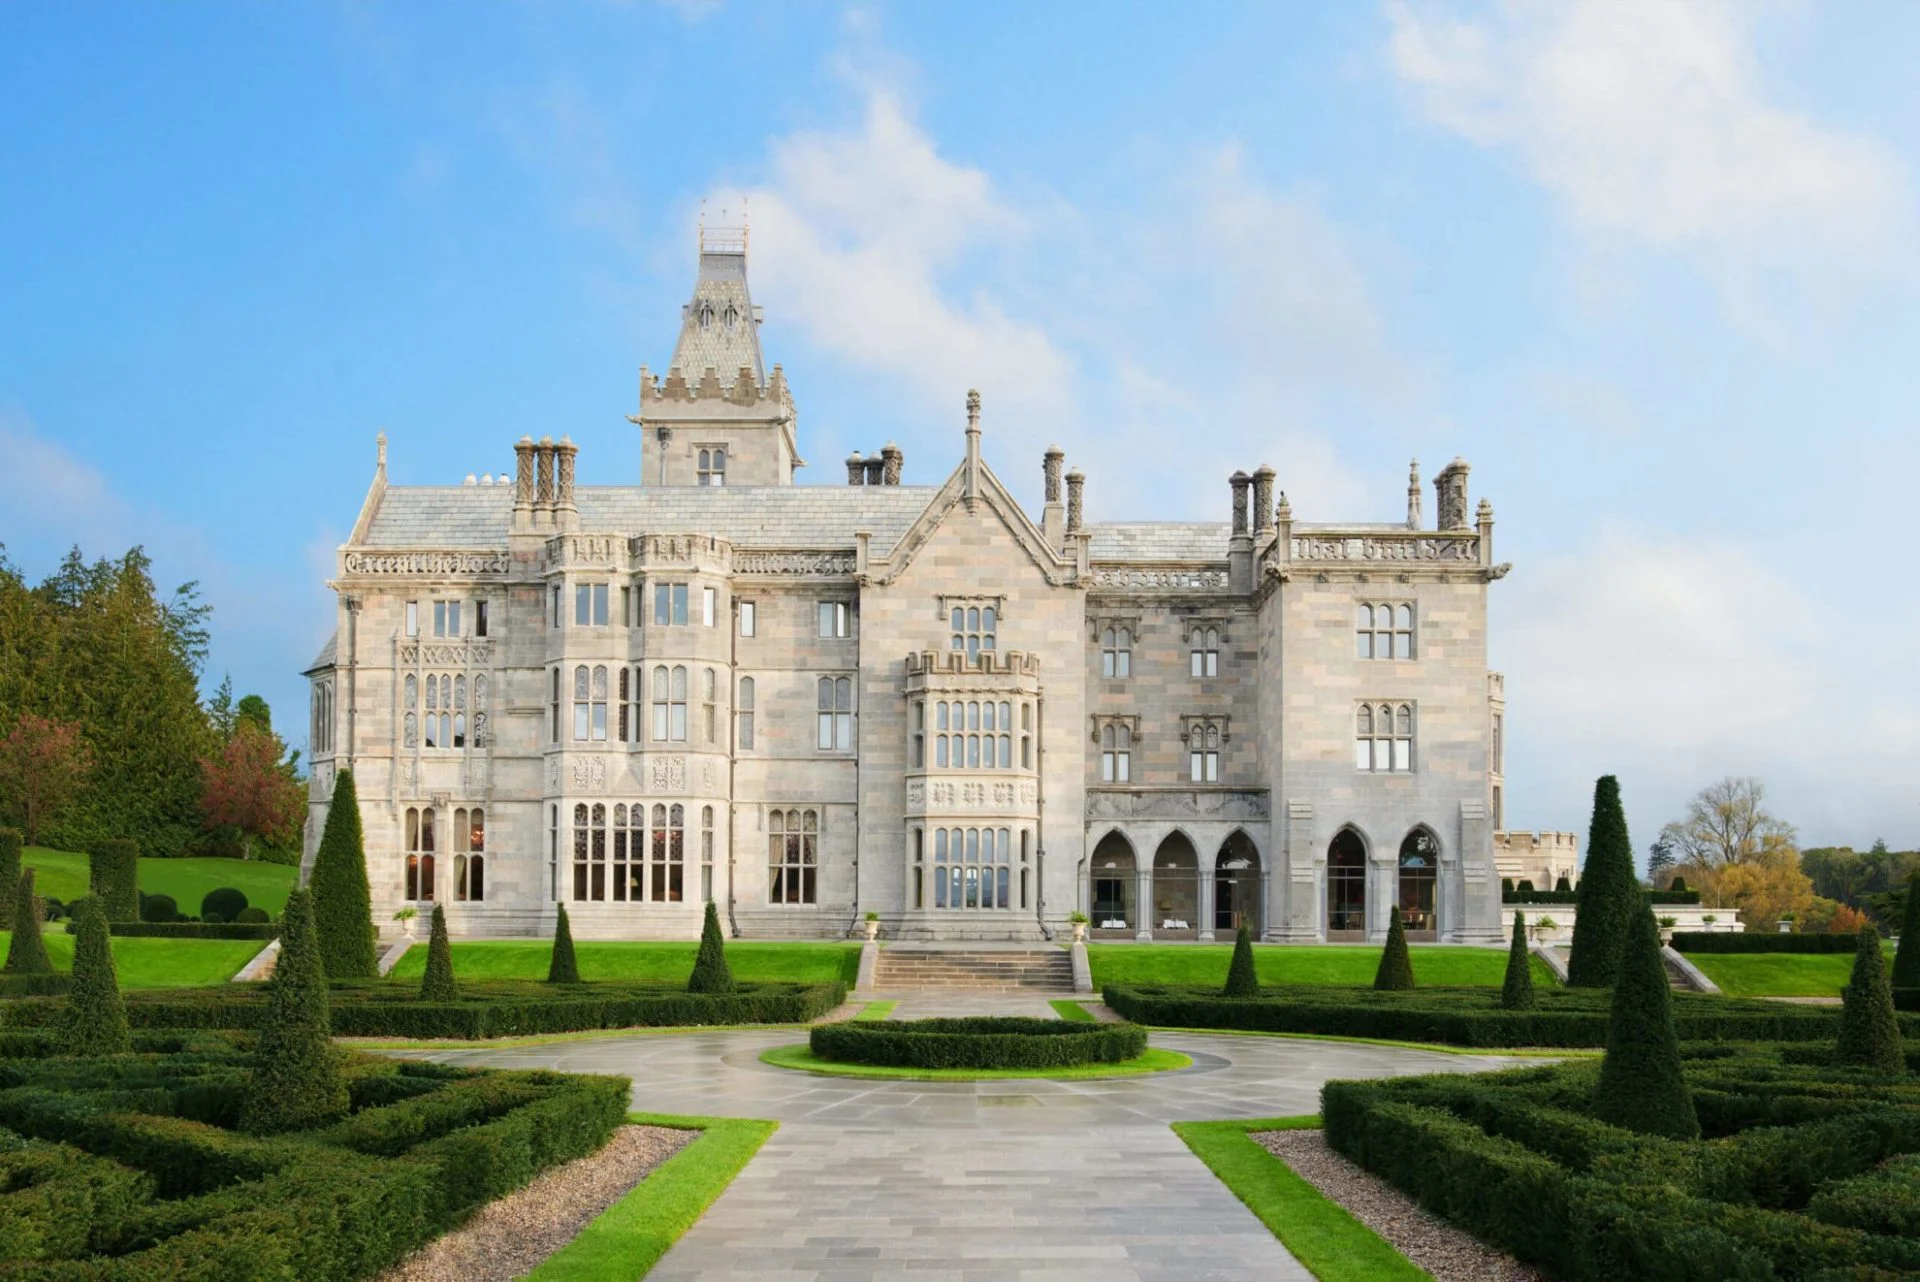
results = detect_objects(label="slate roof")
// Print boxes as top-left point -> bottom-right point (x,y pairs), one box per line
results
1086,522 -> 1231,562
304,632 -> 337,674
669,249 -> 764,386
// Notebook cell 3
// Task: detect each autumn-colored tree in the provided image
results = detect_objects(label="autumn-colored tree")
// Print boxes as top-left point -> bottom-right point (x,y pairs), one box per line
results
1826,903 -> 1872,935
1692,850 -> 1816,933
0,715 -> 93,846
200,722 -> 304,861
1659,777 -> 1798,872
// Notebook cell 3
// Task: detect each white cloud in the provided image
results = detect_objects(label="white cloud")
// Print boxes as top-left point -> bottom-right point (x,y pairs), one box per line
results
0,408 -> 135,553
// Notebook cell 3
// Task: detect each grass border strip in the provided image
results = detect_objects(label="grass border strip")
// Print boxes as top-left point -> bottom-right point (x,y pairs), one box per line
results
1173,1116 -> 1430,1282
1049,999 -> 1097,1022
853,1000 -> 896,1021
760,1042 -> 1191,1081
1147,1024 -> 1598,1057
523,1111 -> 776,1282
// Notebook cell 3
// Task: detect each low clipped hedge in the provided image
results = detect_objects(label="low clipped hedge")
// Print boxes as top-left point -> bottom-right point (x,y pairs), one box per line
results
1503,889 -> 1701,905
1672,931 -> 1865,954
810,1016 -> 1147,1070
60,920 -> 280,940
1101,983 -> 1920,1049
1,980 -> 847,1040
0,974 -> 72,998
1321,1042 -> 1920,1280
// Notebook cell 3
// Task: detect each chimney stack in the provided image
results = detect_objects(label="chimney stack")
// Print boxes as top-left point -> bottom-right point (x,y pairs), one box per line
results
846,452 -> 865,485
1436,457 -> 1471,530
1251,465 -> 1276,535
1229,471 -> 1251,536
1065,468 -> 1084,533
880,442 -> 903,486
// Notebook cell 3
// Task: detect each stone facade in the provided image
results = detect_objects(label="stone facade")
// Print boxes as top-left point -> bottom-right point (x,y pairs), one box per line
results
305,237 -> 1519,944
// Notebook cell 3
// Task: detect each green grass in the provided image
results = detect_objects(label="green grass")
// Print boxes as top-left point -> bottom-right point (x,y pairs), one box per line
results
1173,1117 -> 1429,1281
1049,998 -> 1097,1022
1687,949 -> 1890,998
759,1042 -> 1192,1080
21,847 -> 297,916
386,939 -> 860,985
1089,943 -> 1557,990
0,929 -> 263,987
521,1112 -> 776,1282
1142,1022 -> 1597,1057
853,1000 -> 896,1020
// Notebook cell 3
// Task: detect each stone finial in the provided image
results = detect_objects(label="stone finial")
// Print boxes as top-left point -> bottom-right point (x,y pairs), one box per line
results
1251,465 -> 1276,535
881,443 -> 903,486
556,436 -> 578,510
375,432 -> 388,480
464,473 -> 478,487
966,388 -> 981,433
536,436 -> 556,507
1229,471 -> 1251,536
1065,468 -> 1085,533
514,437 -> 536,509
1407,458 -> 1423,530
1477,497 -> 1494,522
846,452 -> 865,485
1276,491 -> 1292,523
1436,457 -> 1471,531
1043,445 -> 1064,504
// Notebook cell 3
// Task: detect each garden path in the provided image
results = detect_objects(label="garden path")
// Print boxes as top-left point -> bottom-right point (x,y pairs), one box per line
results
398,1007 -> 1523,1280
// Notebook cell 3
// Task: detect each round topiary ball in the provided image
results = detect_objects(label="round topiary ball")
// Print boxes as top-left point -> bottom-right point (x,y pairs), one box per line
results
201,888 -> 248,921
43,898 -> 66,921
141,893 -> 178,923
235,907 -> 269,924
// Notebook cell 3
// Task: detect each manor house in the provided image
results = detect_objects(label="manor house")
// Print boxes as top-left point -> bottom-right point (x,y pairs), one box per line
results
304,233 -> 1532,945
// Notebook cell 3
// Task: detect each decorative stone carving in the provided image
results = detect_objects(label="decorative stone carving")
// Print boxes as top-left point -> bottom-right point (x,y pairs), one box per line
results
1436,458 -> 1470,531
1043,446 -> 1064,504
701,760 -> 717,791
546,534 -> 622,568
1288,535 -> 1477,563
545,756 -> 562,794
401,759 -> 418,793
1065,469 -> 1084,532
570,757 -> 607,793
536,436 -> 555,505
906,780 -> 925,809
650,756 -> 687,792
1089,568 -> 1229,591
733,551 -> 856,576
1084,789 -> 1271,821
1230,472 -> 1250,536
344,551 -> 510,577
401,642 -> 491,668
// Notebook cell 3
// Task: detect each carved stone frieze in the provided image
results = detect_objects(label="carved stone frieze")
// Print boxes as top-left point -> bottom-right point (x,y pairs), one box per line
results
570,757 -> 608,793
650,756 -> 688,792
344,550 -> 510,578
546,534 -> 624,569
1289,535 -> 1477,563
1085,788 -> 1271,822
733,550 -> 857,577
1090,567 -> 1229,591
399,643 -> 490,668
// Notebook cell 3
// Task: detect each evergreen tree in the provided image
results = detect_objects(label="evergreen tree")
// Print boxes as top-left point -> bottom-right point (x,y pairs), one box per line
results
1568,775 -> 1639,987
1223,921 -> 1259,998
0,827 -> 21,928
1502,911 -> 1535,1010
419,904 -> 457,1002
308,768 -> 376,979
1837,922 -> 1904,1073
3,868 -> 51,974
546,903 -> 580,983
1373,906 -> 1416,990
1891,873 -> 1920,990
61,899 -> 129,1055
239,889 -> 348,1133
1593,907 -> 1699,1139
688,899 -> 735,994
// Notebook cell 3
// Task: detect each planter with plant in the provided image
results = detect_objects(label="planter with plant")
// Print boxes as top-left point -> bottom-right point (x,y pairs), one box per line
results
1068,911 -> 1089,943
1657,915 -> 1677,944
864,910 -> 881,942
392,906 -> 417,938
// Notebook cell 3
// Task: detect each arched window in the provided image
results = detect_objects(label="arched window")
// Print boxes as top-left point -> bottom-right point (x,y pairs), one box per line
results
910,700 -> 925,768
610,804 -> 636,901
572,803 -> 609,901
769,808 -> 818,904
453,807 -> 485,902
653,665 -> 687,741
700,806 -> 715,902
949,604 -> 997,658
549,668 -> 561,744
406,806 -> 436,901
1101,627 -> 1132,679
737,677 -> 755,749
648,803 -> 685,902
1328,828 -> 1367,935
1358,601 -> 1416,660
1356,702 -> 1414,772
702,668 -> 717,744
1189,627 -> 1220,678
935,701 -> 950,767
912,827 -> 925,908
697,448 -> 727,486
617,668 -> 631,743
1398,829 -> 1439,934
931,827 -> 1011,910
816,676 -> 852,751
1188,720 -> 1222,783
1021,702 -> 1032,769
1100,723 -> 1131,782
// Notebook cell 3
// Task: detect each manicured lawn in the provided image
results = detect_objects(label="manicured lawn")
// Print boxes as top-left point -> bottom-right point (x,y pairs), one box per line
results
760,1042 -> 1192,1080
1173,1116 -> 1427,1282
1089,943 -> 1556,990
21,846 -> 296,916
0,929 -> 264,987
526,1113 -> 777,1282
1687,948 -> 1890,997
387,939 -> 862,985
1049,998 -> 1097,1022
854,1000 -> 896,1021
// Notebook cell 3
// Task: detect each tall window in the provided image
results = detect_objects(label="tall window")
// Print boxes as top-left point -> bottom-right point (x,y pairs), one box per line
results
817,677 -> 853,751
1356,702 -> 1414,772
928,700 -> 1014,769
1357,603 -> 1415,660
1188,720 -> 1221,782
453,807 -> 485,902
697,447 -> 726,486
575,583 -> 610,627
769,808 -> 818,904
654,583 -> 689,626
737,677 -> 756,749
1020,702 -> 1033,770
649,803 -> 685,901
572,803 -> 608,901
610,804 -> 641,901
413,673 -> 466,750
653,665 -> 688,742
1189,626 -> 1220,678
932,827 -> 1011,910
950,605 -> 997,659
700,806 -> 715,902
432,599 -> 462,638
310,680 -> 334,755
1492,713 -> 1504,774
548,804 -> 559,901
1101,626 -> 1132,678
474,599 -> 489,638
739,601 -> 756,637
818,601 -> 851,638
549,668 -> 561,744
702,668 -> 717,744
910,700 -> 925,768
550,585 -> 562,629
1100,722 -> 1131,782
573,665 -> 608,741
406,601 -> 419,637
405,806 -> 436,901
702,586 -> 717,627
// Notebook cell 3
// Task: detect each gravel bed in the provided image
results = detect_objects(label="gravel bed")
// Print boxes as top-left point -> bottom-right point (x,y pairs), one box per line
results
1253,1129 -> 1541,1282
378,1124 -> 694,1282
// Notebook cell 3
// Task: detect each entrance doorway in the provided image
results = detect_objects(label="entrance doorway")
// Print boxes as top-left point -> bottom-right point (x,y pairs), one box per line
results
1327,828 -> 1367,941
1398,828 -> 1439,941
1215,831 -> 1262,936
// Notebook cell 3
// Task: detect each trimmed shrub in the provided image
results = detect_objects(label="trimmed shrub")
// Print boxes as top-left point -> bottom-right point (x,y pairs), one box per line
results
1518,880 -> 1535,894
4,867 -> 53,975
0,826 -> 21,927
140,892 -> 179,923
89,919 -> 276,940
811,1016 -> 1147,1070
88,837 -> 140,922
1502,877 -> 1515,895
1502,911 -> 1535,1011
1893,873 -> 1920,989
1593,907 -> 1698,1139
1568,775 -> 1638,988
546,903 -> 579,984
1674,931 -> 1867,954
61,898 -> 131,1056
1837,922 -> 1904,1073
687,899 -> 734,994
1555,875 -> 1573,893
1374,905 -> 1415,991
235,906 -> 270,924
240,889 -> 349,1133
310,767 -> 377,980
1670,876 -> 1689,893
419,905 -> 456,1003
200,887 -> 249,922
1223,921 -> 1258,998
1506,888 -> 1700,905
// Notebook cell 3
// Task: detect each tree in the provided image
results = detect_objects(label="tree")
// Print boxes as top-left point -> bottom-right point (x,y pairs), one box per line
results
1502,911 -> 1535,1010
1836,923 -> 1903,1074
546,903 -> 580,983
1646,837 -> 1677,886
240,889 -> 348,1133
0,715 -> 92,846
688,900 -> 735,994
88,838 -> 139,922
1658,777 -> 1798,874
1569,776 -> 1639,988
1696,850 -> 1815,933
1373,906 -> 1415,991
308,768 -> 376,979
0,827 -> 21,928
200,722 -> 304,861
1593,907 -> 1699,1139
3,867 -> 51,975
1223,921 -> 1259,998
1893,874 -> 1920,991
419,904 -> 456,1002
61,899 -> 129,1055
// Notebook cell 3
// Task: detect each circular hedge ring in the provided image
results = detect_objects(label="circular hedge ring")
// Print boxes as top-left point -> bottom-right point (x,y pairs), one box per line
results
809,1016 -> 1147,1070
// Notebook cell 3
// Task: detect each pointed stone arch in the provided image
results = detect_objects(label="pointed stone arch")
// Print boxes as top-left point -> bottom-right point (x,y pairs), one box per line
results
1397,824 -> 1442,941
1151,831 -> 1201,936
1327,825 -> 1369,941
1088,829 -> 1138,935
1215,828 -> 1263,937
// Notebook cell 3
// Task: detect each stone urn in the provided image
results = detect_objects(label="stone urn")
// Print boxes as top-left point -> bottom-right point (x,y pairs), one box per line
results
864,917 -> 881,942
1071,920 -> 1088,944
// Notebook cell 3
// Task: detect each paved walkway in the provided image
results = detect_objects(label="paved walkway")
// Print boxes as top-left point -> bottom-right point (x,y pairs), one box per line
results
399,1010 -> 1521,1280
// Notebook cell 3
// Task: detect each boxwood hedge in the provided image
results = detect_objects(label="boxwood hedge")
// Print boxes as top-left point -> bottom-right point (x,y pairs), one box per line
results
60,920 -> 279,941
1672,932 -> 1866,954
810,1016 -> 1147,1070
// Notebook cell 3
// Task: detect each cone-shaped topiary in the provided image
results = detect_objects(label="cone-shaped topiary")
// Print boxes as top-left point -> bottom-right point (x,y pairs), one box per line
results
4,868 -> 52,975
1593,907 -> 1699,1139
688,899 -> 736,994
309,768 -> 377,980
1568,775 -> 1638,988
1891,873 -> 1920,990
61,899 -> 130,1055
546,903 -> 580,983
1837,922 -> 1904,1073
419,904 -> 457,1002
1555,876 -> 1572,894
1670,876 -> 1688,894
239,889 -> 348,1133
1502,911 -> 1535,1010
1373,906 -> 1416,991
88,838 -> 139,922
0,828 -> 21,929
1223,921 -> 1259,998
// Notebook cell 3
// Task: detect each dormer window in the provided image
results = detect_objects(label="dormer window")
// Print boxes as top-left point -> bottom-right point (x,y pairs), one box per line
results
697,448 -> 727,487
723,303 -> 739,329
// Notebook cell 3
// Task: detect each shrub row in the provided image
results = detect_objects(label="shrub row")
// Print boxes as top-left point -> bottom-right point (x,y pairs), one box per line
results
1502,889 -> 1701,905
62,920 -> 280,940
0,974 -> 72,998
810,1016 -> 1147,1069
1672,932 -> 1866,954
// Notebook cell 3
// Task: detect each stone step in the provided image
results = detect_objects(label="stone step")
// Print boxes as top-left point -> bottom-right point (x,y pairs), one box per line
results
873,949 -> 1074,992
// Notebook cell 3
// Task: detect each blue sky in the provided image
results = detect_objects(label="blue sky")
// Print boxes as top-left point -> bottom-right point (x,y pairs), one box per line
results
3,1 -> 1917,857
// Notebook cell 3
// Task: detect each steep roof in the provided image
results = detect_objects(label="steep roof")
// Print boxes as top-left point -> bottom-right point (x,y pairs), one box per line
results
669,246 -> 763,386
1087,522 -> 1232,562
304,632 -> 337,674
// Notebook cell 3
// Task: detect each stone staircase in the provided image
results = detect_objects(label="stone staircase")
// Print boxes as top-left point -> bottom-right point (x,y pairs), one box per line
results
872,947 -> 1075,993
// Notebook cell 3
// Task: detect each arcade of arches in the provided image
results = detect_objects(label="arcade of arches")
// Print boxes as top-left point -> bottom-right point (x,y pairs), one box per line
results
1086,828 -> 1265,940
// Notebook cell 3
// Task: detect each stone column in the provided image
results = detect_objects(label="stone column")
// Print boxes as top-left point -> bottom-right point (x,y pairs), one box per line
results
1043,446 -> 1064,503
1252,466 -> 1276,535
1065,469 -> 1085,533
846,452 -> 865,485
1406,459 -> 1423,529
1134,865 -> 1153,941
1229,472 -> 1250,535
1197,867 -> 1217,942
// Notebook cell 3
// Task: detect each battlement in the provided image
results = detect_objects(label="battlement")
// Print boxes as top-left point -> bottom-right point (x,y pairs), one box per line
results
640,362 -> 791,410
904,649 -> 1044,679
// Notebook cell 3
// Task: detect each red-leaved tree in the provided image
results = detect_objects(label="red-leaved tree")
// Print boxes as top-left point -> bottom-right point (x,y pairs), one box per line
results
200,723 -> 304,861
0,715 -> 93,845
